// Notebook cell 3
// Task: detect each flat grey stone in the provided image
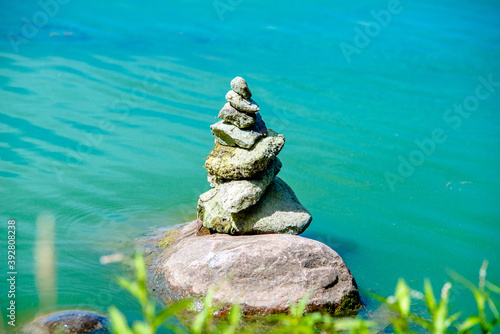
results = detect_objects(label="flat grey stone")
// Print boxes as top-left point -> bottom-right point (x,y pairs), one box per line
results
198,177 -> 312,235
214,158 -> 282,213
230,76 -> 252,99
218,103 -> 256,129
204,130 -> 285,180
210,114 -> 267,149
225,90 -> 260,113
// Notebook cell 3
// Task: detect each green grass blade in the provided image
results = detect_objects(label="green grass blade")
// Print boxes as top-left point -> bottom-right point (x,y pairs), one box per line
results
117,278 -> 147,307
449,270 -> 477,293
296,292 -> 311,317
134,252 -> 147,283
487,297 -> 499,319
424,279 -> 437,311
228,303 -> 241,326
108,306 -> 134,334
457,316 -> 481,333
132,321 -> 150,333
486,281 -> 500,294
153,299 -> 192,327
191,290 -> 215,334
395,279 -> 411,317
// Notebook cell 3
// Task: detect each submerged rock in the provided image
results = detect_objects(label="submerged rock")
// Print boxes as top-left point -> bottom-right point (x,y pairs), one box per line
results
145,220 -> 361,319
204,130 -> 285,180
210,113 -> 267,149
20,310 -> 110,334
198,177 -> 312,235
225,90 -> 260,113
230,76 -> 252,99
218,103 -> 256,129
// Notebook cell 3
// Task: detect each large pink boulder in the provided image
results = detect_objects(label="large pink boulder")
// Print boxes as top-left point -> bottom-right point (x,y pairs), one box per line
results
142,220 -> 361,317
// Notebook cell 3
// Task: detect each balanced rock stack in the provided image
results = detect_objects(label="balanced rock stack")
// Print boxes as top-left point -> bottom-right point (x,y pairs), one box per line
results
142,77 -> 362,322
198,76 -> 312,235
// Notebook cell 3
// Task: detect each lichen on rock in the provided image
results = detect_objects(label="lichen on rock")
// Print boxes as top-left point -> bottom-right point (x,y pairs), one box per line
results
204,130 -> 284,181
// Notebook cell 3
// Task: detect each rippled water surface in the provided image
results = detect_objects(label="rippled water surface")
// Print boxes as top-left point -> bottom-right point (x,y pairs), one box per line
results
1,0 -> 499,330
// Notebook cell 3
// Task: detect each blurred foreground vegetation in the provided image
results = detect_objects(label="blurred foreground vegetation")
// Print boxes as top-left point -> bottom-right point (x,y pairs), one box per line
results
109,254 -> 499,334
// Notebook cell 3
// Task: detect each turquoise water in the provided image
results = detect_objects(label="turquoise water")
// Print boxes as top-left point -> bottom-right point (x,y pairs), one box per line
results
1,0 -> 499,331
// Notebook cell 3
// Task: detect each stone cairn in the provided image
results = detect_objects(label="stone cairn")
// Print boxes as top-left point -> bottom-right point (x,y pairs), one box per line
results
141,77 -> 361,320
197,76 -> 312,235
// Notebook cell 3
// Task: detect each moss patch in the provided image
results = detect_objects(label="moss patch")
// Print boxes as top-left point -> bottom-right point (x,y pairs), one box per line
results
157,229 -> 180,250
335,291 -> 363,316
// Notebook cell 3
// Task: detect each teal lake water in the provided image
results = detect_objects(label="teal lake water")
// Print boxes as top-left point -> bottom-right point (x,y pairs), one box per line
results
1,0 -> 499,331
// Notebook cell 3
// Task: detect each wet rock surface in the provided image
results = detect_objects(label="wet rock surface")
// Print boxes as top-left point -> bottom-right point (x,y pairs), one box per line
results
20,310 -> 110,334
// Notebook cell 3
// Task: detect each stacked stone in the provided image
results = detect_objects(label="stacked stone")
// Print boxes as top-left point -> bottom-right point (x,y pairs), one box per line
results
197,77 -> 312,235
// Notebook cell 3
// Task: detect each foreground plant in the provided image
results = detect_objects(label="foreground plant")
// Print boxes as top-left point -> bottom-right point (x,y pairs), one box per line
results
189,288 -> 242,334
374,260 -> 499,334
269,293 -> 376,334
418,279 -> 460,334
109,255 -> 499,334
108,253 -> 191,334
108,253 -> 243,334
451,261 -> 500,333
269,293 -> 328,334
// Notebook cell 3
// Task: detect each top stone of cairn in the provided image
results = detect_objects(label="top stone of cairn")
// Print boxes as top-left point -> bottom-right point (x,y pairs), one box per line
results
230,76 -> 252,99
225,76 -> 259,113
